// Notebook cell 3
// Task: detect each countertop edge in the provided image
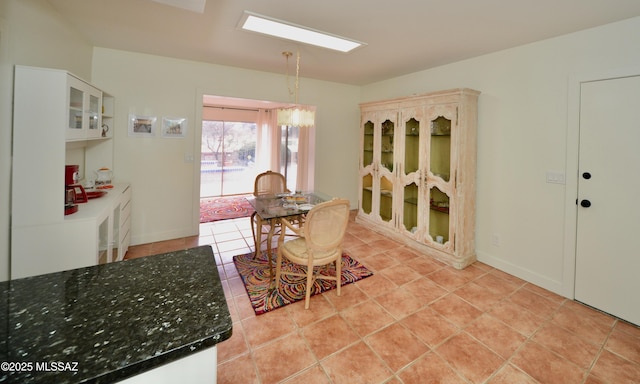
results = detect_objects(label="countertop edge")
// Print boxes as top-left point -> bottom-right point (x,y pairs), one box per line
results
93,327 -> 233,383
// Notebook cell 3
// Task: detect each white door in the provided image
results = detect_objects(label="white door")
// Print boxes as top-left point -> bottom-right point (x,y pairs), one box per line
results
575,75 -> 640,325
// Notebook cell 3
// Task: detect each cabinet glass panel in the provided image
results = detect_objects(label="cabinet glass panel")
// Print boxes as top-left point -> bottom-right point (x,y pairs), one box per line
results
68,86 -> 83,130
362,174 -> 373,214
429,186 -> 450,243
404,118 -> 420,175
380,120 -> 394,172
363,120 -> 374,167
89,94 -> 100,131
430,116 -> 451,181
403,182 -> 418,232
380,176 -> 393,222
98,216 -> 109,265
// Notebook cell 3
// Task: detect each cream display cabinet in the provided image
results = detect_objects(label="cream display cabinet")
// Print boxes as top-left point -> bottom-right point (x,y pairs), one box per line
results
357,88 -> 480,269
11,65 -> 128,279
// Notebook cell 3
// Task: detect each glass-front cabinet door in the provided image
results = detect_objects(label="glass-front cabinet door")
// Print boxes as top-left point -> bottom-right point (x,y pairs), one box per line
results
377,113 -> 396,224
429,186 -> 450,244
360,114 -> 375,218
358,109 -> 397,225
66,75 -> 102,140
426,104 -> 457,249
362,119 -> 374,169
430,115 -> 452,182
67,80 -> 85,140
399,107 -> 424,236
87,92 -> 101,139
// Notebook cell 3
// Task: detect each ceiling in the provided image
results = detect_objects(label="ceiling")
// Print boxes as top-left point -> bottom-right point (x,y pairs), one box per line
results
47,0 -> 640,86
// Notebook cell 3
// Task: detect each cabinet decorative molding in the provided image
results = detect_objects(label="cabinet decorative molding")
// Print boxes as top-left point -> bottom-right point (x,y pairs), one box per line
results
357,88 -> 480,269
11,66 -> 128,279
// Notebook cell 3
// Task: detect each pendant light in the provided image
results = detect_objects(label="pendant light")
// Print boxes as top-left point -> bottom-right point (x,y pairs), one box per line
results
276,51 -> 315,128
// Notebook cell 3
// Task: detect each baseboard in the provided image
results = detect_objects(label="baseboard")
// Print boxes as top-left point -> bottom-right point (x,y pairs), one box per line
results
131,227 -> 198,246
476,250 -> 566,297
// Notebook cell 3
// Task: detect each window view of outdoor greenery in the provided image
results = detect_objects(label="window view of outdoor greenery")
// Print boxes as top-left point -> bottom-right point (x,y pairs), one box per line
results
201,120 -> 257,197
200,120 -> 300,197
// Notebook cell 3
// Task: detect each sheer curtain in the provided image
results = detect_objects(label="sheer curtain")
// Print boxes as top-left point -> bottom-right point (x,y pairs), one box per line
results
255,108 -> 315,192
255,109 -> 280,174
295,123 -> 315,192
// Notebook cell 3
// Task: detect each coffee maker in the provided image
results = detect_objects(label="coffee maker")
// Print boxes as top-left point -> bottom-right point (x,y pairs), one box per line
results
65,165 -> 87,215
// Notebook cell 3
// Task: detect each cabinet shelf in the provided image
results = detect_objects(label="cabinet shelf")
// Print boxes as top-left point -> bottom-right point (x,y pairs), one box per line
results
430,205 -> 450,214
404,197 -> 419,205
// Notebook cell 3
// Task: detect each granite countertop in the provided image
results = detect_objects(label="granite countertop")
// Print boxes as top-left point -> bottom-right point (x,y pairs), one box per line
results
0,245 -> 232,383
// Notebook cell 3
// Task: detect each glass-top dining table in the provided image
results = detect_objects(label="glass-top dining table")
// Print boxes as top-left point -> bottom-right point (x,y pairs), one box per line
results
246,191 -> 333,280
247,191 -> 332,220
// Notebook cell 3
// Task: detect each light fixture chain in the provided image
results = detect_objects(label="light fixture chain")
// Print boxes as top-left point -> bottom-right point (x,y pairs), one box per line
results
283,51 -> 295,101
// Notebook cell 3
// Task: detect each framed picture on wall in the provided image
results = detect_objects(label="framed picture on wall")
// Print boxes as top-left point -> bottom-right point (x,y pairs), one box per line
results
128,114 -> 157,137
161,117 -> 187,138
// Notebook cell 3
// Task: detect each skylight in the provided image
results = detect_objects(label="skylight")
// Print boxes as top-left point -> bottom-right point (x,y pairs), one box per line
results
238,11 -> 365,53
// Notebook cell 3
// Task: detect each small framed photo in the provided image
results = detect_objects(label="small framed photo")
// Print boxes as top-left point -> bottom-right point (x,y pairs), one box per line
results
128,114 -> 156,137
162,117 -> 187,138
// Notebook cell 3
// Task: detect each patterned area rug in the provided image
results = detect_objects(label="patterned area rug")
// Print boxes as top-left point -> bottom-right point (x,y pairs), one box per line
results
233,250 -> 373,315
200,195 -> 255,223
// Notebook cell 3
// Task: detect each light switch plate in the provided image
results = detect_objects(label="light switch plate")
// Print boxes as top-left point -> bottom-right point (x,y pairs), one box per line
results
546,171 -> 565,184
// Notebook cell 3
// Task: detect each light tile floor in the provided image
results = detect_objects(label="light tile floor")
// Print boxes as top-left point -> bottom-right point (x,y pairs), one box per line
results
126,214 -> 640,384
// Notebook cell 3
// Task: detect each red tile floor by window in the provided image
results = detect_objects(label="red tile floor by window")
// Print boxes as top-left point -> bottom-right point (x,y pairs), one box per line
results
126,213 -> 640,384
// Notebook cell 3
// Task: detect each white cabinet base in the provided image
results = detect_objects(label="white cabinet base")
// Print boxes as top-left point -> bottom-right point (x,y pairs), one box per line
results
11,184 -> 131,279
118,347 -> 217,384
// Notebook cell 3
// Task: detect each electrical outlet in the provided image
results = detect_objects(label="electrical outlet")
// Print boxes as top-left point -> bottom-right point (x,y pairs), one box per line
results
491,234 -> 501,247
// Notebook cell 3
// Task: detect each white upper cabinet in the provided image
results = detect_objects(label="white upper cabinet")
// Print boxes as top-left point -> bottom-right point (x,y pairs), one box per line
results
66,74 -> 103,140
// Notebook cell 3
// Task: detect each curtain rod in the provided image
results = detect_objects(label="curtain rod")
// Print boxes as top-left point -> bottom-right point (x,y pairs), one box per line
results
203,105 -> 261,112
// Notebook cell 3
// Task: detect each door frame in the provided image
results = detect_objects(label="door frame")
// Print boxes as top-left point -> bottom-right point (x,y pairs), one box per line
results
562,66 -> 640,299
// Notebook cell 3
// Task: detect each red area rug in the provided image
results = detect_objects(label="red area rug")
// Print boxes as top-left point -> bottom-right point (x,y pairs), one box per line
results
199,195 -> 255,223
233,249 -> 373,315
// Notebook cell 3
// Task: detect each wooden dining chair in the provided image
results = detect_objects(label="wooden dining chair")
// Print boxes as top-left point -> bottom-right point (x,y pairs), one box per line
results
250,171 -> 289,259
274,198 -> 350,309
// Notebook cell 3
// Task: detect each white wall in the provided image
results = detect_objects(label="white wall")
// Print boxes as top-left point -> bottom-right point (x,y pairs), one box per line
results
361,17 -> 640,296
0,0 -> 94,281
91,48 -> 360,245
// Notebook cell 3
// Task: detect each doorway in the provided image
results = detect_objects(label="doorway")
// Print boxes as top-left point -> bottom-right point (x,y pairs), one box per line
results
197,94 -> 315,223
573,74 -> 640,325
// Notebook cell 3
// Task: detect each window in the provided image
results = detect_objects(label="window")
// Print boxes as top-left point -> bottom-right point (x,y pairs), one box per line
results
201,120 -> 256,197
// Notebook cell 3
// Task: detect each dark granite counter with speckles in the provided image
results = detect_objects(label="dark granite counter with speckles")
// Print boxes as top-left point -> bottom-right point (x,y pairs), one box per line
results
0,245 -> 232,383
